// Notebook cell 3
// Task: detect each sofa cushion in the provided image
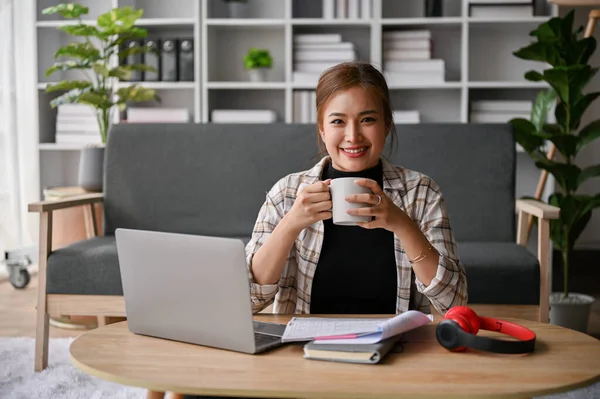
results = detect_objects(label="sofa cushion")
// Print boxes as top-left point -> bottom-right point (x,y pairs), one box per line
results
47,236 -> 122,295
457,242 -> 540,305
46,235 -> 253,295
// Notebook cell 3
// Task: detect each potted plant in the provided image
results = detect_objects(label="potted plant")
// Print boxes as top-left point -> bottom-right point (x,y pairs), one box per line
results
509,10 -> 600,332
43,3 -> 159,192
244,48 -> 273,82
224,0 -> 249,18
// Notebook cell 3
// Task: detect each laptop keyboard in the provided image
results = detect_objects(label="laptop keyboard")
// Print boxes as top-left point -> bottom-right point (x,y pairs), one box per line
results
254,332 -> 281,346
253,321 -> 287,336
253,321 -> 285,347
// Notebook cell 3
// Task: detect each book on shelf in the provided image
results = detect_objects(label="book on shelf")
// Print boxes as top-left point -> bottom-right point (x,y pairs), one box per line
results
211,109 -> 277,123
55,104 -> 102,145
293,33 -> 358,85
468,1 -> 534,17
303,335 -> 403,364
126,107 -> 190,123
470,100 -> 532,123
382,30 -> 445,83
393,110 -> 420,124
322,0 -> 371,19
293,91 -> 316,123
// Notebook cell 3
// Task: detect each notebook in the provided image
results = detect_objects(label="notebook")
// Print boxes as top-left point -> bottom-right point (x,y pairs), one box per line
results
303,335 -> 404,364
282,310 -> 433,344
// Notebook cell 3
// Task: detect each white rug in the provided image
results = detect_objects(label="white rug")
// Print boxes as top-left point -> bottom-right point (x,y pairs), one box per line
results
0,337 -> 598,399
0,337 -> 145,399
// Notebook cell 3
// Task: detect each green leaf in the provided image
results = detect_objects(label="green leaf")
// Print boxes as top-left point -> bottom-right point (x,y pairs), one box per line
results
543,65 -> 592,106
118,43 -> 157,60
97,7 -> 143,30
46,80 -> 92,93
548,134 -> 579,159
525,70 -> 544,82
578,164 -> 600,186
531,89 -> 556,131
92,64 -> 110,77
509,118 -> 546,153
78,91 -> 111,108
110,27 -> 149,48
116,85 -> 159,103
108,66 -> 131,80
574,37 -> 597,65
58,24 -> 104,38
42,3 -> 89,19
535,160 -> 581,192
513,42 -> 561,65
45,60 -> 91,77
570,92 -> 600,130
120,64 -> 157,73
54,42 -> 100,60
48,87 -> 93,108
577,120 -> 600,152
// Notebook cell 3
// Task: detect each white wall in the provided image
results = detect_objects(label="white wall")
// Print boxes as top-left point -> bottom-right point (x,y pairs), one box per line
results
559,6 -> 600,249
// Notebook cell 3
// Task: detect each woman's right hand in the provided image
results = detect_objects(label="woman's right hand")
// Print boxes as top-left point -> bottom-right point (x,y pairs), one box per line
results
285,179 -> 332,233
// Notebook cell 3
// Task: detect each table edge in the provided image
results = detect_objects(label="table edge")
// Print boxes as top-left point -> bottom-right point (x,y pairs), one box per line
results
68,341 -> 600,399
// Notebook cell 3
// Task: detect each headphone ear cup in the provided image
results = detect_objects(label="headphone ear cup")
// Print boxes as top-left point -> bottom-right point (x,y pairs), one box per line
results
436,319 -> 467,352
445,306 -> 480,334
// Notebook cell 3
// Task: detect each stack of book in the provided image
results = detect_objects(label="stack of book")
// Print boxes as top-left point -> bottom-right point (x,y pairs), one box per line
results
322,0 -> 372,20
468,0 -> 534,18
125,108 -> 190,123
211,109 -> 277,123
382,30 -> 445,86
55,104 -> 102,145
393,110 -> 420,124
293,91 -> 317,123
292,33 -> 358,86
280,310 -> 434,364
470,100 -> 532,123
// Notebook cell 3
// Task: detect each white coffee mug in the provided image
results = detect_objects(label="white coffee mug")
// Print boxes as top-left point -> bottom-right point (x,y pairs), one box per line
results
329,177 -> 374,226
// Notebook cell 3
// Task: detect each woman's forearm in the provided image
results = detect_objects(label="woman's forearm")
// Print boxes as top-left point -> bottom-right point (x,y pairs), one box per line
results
392,213 -> 439,286
250,215 -> 301,285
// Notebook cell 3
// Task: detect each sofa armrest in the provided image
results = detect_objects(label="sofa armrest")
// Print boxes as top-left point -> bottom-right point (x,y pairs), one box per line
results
516,199 -> 560,220
28,193 -> 104,213
515,199 -> 559,324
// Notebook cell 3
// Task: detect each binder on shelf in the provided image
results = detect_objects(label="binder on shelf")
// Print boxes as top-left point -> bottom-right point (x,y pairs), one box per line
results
178,38 -> 194,82
143,39 -> 160,82
122,40 -> 143,82
161,39 -> 178,82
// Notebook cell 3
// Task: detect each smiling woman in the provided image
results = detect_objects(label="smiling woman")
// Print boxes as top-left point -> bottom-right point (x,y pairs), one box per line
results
245,61 -> 468,318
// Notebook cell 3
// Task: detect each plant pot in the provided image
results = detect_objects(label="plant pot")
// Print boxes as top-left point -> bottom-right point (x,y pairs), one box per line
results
549,292 -> 595,333
248,68 -> 269,82
78,146 -> 105,192
227,2 -> 248,18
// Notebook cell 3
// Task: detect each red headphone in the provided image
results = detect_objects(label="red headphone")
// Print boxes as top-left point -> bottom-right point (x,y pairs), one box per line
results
436,306 -> 536,354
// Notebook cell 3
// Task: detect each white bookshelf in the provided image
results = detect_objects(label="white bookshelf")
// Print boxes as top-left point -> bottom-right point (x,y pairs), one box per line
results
33,0 -> 558,203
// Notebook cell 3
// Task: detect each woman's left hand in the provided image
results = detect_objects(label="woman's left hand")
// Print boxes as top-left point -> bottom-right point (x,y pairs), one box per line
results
345,179 -> 407,232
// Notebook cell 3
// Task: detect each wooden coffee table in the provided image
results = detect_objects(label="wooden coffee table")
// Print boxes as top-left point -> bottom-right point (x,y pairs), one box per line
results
69,305 -> 600,399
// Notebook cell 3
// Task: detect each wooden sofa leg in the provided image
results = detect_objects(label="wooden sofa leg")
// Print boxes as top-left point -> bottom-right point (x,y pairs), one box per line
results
35,212 -> 52,372
538,219 -> 551,323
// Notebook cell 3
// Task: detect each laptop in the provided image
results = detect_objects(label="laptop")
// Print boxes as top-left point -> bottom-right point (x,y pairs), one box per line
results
115,228 -> 286,354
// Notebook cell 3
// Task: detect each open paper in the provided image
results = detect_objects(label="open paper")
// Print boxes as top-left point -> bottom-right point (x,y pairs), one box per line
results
281,310 -> 433,344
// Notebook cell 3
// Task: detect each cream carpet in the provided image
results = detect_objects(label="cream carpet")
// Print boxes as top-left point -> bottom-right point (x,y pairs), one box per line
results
0,337 -> 145,398
0,336 -> 598,398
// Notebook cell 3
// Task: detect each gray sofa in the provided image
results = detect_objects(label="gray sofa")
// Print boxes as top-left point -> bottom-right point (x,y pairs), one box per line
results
30,122 -> 558,370
47,122 -> 539,303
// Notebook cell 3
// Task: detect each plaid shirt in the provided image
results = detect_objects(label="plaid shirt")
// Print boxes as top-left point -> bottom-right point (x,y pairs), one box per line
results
245,156 -> 468,315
